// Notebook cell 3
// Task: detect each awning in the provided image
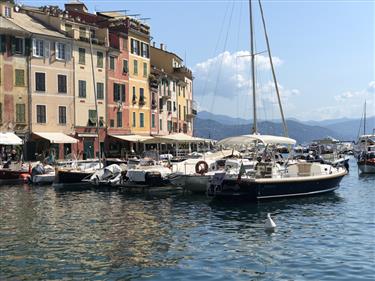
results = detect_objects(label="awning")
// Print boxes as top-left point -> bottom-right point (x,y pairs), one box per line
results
153,133 -> 208,143
217,134 -> 297,147
0,132 -> 23,145
110,134 -> 154,143
77,133 -> 98,138
34,132 -> 78,144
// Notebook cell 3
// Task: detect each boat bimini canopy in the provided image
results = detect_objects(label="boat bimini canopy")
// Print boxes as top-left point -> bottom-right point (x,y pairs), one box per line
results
217,134 -> 297,147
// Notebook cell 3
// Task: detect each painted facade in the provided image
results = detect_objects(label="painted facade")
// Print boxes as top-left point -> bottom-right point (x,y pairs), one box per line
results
0,5 -> 29,142
150,45 -> 195,136
127,19 -> 151,135
1,1 -> 196,160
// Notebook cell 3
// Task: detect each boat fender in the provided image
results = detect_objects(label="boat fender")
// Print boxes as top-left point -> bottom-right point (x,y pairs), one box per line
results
19,173 -> 31,183
195,161 -> 208,175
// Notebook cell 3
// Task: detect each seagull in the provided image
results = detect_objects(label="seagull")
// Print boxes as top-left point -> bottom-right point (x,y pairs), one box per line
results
264,213 -> 276,231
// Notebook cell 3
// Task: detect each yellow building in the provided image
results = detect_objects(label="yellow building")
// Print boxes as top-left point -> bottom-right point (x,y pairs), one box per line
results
150,44 -> 195,136
127,18 -> 151,135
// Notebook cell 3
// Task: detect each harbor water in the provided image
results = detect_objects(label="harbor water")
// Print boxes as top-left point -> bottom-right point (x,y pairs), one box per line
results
1,158 -> 374,280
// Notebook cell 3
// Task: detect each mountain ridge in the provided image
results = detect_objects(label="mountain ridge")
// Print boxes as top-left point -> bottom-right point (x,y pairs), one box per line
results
194,111 -> 375,142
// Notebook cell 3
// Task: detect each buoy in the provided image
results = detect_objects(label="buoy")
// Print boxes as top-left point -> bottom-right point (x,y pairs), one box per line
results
264,213 -> 276,231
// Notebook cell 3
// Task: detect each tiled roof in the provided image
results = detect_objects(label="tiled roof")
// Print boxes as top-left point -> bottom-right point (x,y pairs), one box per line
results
6,12 -> 66,38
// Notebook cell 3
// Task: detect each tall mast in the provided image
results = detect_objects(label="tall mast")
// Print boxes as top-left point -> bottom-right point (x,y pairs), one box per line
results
249,0 -> 257,134
364,100 -> 366,135
258,0 -> 289,137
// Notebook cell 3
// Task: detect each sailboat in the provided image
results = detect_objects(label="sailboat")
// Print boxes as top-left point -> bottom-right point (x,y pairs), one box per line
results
207,0 -> 347,201
356,101 -> 375,173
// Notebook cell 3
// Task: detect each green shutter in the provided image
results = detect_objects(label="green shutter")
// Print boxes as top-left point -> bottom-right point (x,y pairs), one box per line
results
0,35 -> 6,53
24,38 -> 31,55
11,36 -> 16,55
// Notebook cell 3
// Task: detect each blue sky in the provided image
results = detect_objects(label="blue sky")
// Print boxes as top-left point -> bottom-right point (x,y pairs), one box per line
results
22,0 -> 374,121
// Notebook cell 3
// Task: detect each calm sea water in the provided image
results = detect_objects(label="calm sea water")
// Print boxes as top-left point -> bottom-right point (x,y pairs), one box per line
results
1,157 -> 374,281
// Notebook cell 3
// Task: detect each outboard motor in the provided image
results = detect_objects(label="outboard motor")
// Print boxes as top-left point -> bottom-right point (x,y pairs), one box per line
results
145,171 -> 163,186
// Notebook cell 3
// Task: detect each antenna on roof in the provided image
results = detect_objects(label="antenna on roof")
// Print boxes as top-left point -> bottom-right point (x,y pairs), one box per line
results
140,17 -> 151,21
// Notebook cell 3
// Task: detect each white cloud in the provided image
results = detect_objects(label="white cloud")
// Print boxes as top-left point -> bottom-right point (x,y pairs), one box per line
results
192,51 -> 303,119
193,50 -> 283,98
305,81 -> 375,120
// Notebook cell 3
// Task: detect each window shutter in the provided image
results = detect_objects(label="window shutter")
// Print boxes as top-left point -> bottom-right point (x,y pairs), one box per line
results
45,41 -> 50,58
11,36 -> 16,55
121,85 -> 125,102
0,35 -> 6,53
32,38 -> 36,56
66,44 -> 71,61
55,42 -> 58,58
24,38 -> 31,55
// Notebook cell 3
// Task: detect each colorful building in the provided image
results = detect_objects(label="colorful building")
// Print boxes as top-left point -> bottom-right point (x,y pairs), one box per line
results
4,6 -> 77,160
0,2 -> 29,145
150,44 -> 195,136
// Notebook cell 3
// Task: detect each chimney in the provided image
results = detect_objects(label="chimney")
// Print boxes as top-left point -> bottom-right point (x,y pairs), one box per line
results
160,43 -> 165,51
65,1 -> 88,13
152,42 -> 155,47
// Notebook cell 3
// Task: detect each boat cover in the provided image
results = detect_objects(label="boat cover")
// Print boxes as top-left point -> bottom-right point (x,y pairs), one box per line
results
217,134 -> 297,147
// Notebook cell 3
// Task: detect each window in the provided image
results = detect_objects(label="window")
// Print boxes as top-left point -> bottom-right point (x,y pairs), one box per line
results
143,62 -> 147,77
141,42 -> 149,58
184,106 -> 186,121
110,119 -> 115,128
132,86 -> 136,103
79,48 -> 85,64
79,27 -> 86,38
16,104 -> 25,123
33,39 -> 44,57
133,59 -> 138,75
123,59 -> 128,73
172,81 -> 176,91
159,119 -> 162,131
4,6 -> 11,18
173,101 -> 176,112
0,103 -> 2,124
122,37 -> 127,50
132,112 -> 136,127
97,52 -> 103,68
167,121 -> 172,132
97,82 -> 104,99
35,72 -> 46,92
131,39 -> 139,55
117,111 -> 122,127
109,56 -> 115,70
179,105 -> 181,120
113,83 -> 125,102
151,113 -> 155,128
14,37 -> 24,54
167,101 -> 172,112
88,110 -> 97,126
56,42 -> 66,60
140,113 -> 144,128
139,88 -> 144,100
36,105 -> 46,123
58,106 -> 66,124
78,80 -> 86,98
58,75 -> 67,93
90,29 -> 96,40
65,24 -> 72,32
15,69 -> 25,86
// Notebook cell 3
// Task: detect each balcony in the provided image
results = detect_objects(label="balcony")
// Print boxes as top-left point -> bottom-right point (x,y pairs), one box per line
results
161,90 -> 171,100
139,97 -> 146,106
151,100 -> 157,109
